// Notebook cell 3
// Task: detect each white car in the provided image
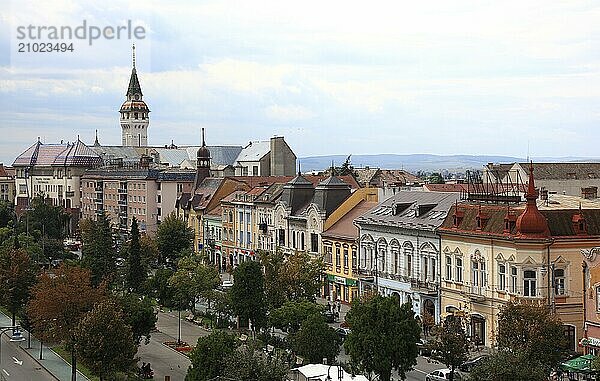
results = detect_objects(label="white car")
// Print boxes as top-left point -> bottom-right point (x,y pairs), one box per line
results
425,368 -> 462,381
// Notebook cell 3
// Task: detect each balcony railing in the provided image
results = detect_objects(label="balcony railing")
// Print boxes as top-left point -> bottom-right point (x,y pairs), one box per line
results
118,188 -> 127,194
65,191 -> 75,197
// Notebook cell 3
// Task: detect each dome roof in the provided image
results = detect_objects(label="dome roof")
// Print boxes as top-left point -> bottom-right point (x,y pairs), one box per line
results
120,99 -> 150,112
197,145 -> 210,158
516,163 -> 550,238
197,128 -> 210,158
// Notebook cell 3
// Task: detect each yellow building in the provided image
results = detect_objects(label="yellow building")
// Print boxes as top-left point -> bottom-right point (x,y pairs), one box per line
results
322,188 -> 378,304
439,165 -> 600,350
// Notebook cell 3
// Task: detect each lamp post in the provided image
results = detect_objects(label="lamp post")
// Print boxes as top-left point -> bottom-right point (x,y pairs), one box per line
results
0,326 -> 25,381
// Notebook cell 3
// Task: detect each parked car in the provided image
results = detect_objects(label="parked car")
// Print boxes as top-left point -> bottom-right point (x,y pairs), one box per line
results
459,355 -> 488,372
417,339 -> 432,356
336,327 -> 351,340
425,368 -> 462,381
323,310 -> 336,323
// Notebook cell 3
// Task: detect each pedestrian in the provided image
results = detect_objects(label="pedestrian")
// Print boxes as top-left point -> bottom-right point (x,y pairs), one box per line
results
337,300 -> 341,313
327,301 -> 331,311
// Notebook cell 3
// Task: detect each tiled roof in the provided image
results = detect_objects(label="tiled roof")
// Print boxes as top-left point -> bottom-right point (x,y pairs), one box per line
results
519,163 -> 600,180
0,165 -> 13,178
322,200 -> 378,240
14,139 -> 102,168
157,169 -> 196,182
355,167 -> 379,186
378,169 -> 422,185
424,184 -> 469,193
355,191 -> 460,231
82,168 -> 159,180
439,202 -> 600,238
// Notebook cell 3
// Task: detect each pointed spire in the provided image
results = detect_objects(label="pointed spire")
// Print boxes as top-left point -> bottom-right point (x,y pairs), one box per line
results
516,162 -> 549,238
94,130 -> 99,146
127,44 -> 142,97
202,127 -> 206,147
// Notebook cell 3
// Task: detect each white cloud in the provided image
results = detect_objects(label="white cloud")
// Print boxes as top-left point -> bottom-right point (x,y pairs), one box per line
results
264,104 -> 314,121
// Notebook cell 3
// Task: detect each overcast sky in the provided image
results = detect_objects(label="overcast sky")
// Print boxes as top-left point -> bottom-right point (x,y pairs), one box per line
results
1,0 -> 599,165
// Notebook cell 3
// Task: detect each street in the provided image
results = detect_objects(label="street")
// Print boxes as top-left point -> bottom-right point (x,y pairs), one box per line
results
0,331 -> 56,381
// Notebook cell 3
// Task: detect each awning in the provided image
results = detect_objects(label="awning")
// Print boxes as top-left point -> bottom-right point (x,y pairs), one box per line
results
560,354 -> 595,373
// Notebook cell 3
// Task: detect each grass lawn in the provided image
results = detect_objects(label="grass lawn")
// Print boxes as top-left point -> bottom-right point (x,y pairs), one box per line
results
51,345 -> 100,381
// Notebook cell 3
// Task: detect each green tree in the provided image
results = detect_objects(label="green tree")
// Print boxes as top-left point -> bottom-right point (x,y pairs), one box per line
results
22,195 -> 69,240
27,265 -> 106,381
269,300 -> 324,333
469,350 -> 548,381
345,296 -> 421,381
148,268 -> 176,307
81,212 -> 117,286
260,250 -> 324,310
75,300 -> 137,381
0,200 -> 13,228
231,261 -> 267,331
291,313 -> 341,364
0,240 -> 38,326
470,302 -> 566,380
430,317 -> 469,381
126,217 -> 146,292
170,255 -> 220,310
156,213 -> 194,265
117,293 -> 157,345
428,172 -> 445,184
224,346 -> 289,381
186,330 -> 237,381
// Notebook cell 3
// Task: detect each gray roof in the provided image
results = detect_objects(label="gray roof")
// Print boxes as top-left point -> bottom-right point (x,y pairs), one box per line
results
355,191 -> 460,231
153,146 -> 242,167
235,141 -> 270,163
90,145 -> 141,164
518,162 -> 600,180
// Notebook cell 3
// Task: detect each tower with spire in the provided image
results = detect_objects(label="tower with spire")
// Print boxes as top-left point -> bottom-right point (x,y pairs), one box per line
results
194,128 -> 211,191
120,44 -> 150,147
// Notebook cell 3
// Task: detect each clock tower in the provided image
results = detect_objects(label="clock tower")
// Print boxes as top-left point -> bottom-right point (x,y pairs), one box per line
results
120,44 -> 150,147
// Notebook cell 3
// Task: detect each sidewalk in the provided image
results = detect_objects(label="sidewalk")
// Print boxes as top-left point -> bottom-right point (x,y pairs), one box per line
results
316,297 -> 351,325
0,311 -> 89,381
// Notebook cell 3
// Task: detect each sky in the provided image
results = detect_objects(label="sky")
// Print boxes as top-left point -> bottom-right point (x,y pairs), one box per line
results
1,0 -> 600,165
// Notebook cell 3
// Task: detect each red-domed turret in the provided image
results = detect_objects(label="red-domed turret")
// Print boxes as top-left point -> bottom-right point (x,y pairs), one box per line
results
516,163 -> 550,238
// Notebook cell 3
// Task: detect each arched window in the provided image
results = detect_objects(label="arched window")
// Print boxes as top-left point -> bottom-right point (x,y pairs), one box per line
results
404,246 -> 413,277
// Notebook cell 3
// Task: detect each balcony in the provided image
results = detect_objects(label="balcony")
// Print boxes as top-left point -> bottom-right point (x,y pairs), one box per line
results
118,188 -> 127,194
468,284 -> 486,302
65,191 -> 75,197
94,198 -> 103,204
118,200 -> 127,206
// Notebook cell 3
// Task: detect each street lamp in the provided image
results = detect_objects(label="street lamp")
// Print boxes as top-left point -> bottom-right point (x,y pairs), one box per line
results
0,326 -> 25,381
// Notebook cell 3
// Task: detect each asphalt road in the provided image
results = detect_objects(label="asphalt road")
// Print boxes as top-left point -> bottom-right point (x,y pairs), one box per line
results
0,332 -> 56,381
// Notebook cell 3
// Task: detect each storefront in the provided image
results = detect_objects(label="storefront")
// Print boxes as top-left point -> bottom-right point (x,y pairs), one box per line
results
326,274 -> 358,304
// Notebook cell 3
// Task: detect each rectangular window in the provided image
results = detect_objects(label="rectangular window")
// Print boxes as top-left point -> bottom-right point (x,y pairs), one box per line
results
446,256 -> 452,280
352,249 -> 357,270
336,247 -> 341,267
343,248 -> 349,268
292,231 -> 297,248
247,232 -> 251,246
325,246 -> 333,264
523,270 -> 537,297
554,268 -> 566,295
406,254 -> 412,277
311,233 -> 319,253
430,258 -> 436,282
252,165 -> 259,176
511,266 -> 518,293
278,229 -> 285,246
239,212 -> 244,223
499,263 -> 506,291
239,231 -> 244,244
456,258 -> 463,283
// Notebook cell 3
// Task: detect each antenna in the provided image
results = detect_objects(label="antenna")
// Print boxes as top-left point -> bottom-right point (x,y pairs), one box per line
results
132,43 -> 136,69
201,128 -> 205,146
526,140 -> 530,162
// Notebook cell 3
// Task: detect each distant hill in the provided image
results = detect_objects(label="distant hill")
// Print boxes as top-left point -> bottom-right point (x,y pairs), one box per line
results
299,154 -> 600,173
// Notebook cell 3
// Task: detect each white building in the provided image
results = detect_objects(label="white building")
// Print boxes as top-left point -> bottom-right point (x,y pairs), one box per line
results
354,191 -> 460,322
